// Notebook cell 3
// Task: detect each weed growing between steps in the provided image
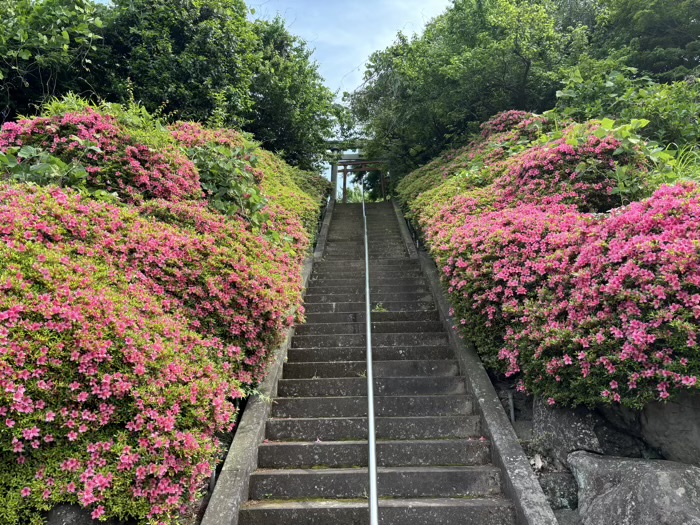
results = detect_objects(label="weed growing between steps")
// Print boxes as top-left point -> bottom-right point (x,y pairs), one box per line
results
0,98 -> 327,524
397,110 -> 700,410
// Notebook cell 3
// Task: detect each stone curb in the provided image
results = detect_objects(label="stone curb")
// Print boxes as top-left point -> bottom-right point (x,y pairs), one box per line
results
391,199 -> 419,259
200,202 -> 334,525
313,198 -> 334,260
392,201 -> 558,525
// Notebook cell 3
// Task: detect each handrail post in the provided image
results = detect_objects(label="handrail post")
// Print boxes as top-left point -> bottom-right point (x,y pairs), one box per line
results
361,182 -> 380,525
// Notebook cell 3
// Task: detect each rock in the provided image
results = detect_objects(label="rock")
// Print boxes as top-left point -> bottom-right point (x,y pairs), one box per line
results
568,451 -> 700,525
600,390 -> 700,466
593,419 -> 654,458
496,387 -> 534,421
46,504 -> 135,525
554,509 -> 583,525
533,398 -> 652,468
533,398 -> 604,467
538,471 -> 578,510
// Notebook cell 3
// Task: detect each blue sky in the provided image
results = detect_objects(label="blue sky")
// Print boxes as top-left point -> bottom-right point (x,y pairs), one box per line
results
249,0 -> 451,96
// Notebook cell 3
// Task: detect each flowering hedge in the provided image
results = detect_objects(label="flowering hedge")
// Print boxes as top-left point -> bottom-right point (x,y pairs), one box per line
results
0,101 -> 324,524
0,185 -> 242,524
0,110 -> 202,203
493,123 -> 648,212
396,111 -> 554,208
401,109 -> 699,410
505,184 -> 700,408
438,204 -> 589,370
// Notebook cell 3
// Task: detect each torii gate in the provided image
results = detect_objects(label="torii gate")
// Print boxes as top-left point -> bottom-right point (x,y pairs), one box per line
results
330,153 -> 388,203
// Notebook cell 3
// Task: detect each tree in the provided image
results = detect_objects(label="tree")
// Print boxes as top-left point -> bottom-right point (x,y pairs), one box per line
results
0,0 -> 102,120
348,0 -> 570,180
595,0 -> 700,80
243,17 -> 338,171
93,0 -> 260,125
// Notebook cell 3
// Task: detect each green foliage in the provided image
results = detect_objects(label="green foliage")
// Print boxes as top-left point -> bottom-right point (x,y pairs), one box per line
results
554,57 -> 700,145
0,2 -> 341,172
188,143 -> 269,226
0,0 -> 102,119
95,0 -> 259,126
349,0 -> 573,182
0,145 -> 89,190
595,0 -> 700,81
256,148 -> 328,238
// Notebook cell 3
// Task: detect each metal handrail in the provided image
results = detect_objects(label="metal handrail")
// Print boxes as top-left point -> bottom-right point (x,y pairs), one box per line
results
361,184 -> 379,524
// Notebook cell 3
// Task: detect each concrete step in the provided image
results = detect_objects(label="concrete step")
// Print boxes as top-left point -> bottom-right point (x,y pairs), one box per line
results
291,332 -> 448,349
239,497 -> 515,525
303,301 -> 435,314
309,274 -> 423,283
304,310 -> 439,324
308,276 -> 426,286
309,276 -> 425,286
265,415 -> 479,441
312,265 -> 420,274
312,259 -> 420,271
271,395 -> 473,418
323,247 -> 407,254
257,439 -> 490,468
303,292 -> 435,304
303,284 -> 429,296
326,243 -> 406,249
282,360 -> 459,379
248,466 -> 502,500
323,254 -> 408,261
277,377 -> 466,397
285,346 -> 454,363
294,321 -> 444,336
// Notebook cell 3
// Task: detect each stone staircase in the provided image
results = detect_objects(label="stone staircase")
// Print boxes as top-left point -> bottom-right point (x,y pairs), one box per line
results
238,202 -> 516,524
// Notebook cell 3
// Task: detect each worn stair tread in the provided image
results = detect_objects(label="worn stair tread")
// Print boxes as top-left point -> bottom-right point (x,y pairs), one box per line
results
303,293 -> 435,305
303,301 -> 435,313
241,496 -> 512,508
277,376 -> 466,397
248,465 -> 503,499
291,333 -> 449,348
265,414 -> 480,440
238,498 -> 515,525
304,311 -> 439,323
271,394 -> 473,418
282,360 -> 459,379
286,346 -> 454,362
257,439 -> 491,468
294,321 -> 444,335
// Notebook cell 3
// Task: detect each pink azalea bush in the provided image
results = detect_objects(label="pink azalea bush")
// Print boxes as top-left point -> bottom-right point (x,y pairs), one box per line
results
437,204 -> 589,369
505,184 -> 700,408
402,109 -> 698,409
493,123 -> 647,212
0,185 -> 241,524
0,110 -> 202,203
479,110 -> 550,139
397,111 -> 554,207
0,102 -> 323,523
136,199 -> 305,382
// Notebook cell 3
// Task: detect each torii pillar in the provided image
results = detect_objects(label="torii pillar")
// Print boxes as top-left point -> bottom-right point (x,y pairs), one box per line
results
330,163 -> 338,203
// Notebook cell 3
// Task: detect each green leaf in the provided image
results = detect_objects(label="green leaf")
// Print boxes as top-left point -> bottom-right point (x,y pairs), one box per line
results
600,118 -> 615,131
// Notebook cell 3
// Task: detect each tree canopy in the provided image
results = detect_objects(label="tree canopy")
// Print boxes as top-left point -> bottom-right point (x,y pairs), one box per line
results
348,0 -> 700,183
0,0 -> 340,171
